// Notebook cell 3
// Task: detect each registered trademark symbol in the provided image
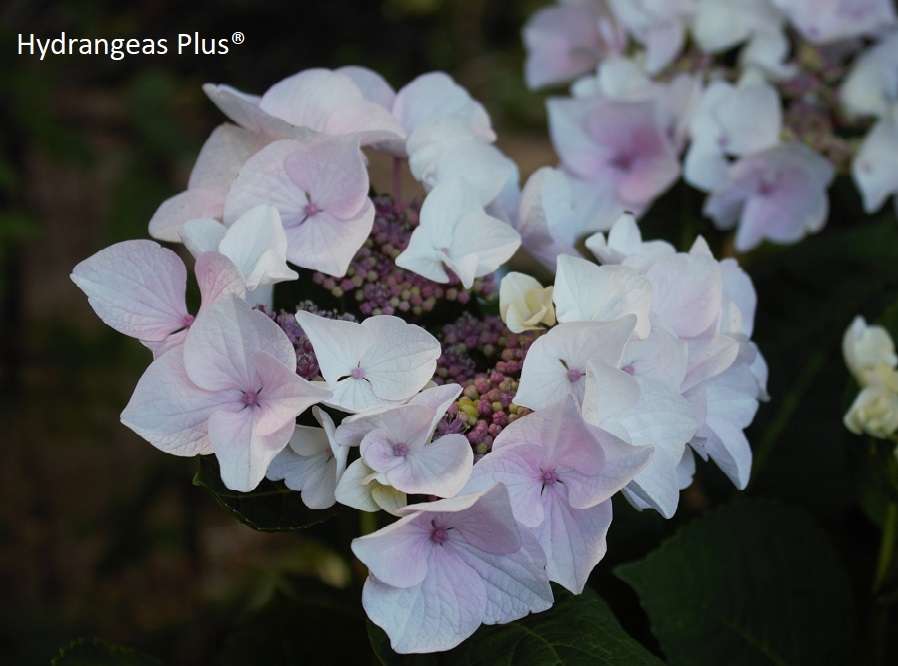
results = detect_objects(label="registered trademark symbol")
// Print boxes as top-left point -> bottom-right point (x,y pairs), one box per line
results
231,31 -> 244,45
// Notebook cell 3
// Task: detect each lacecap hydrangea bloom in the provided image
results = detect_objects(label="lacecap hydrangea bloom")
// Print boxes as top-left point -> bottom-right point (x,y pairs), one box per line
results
72,64 -> 766,654
520,0 -> 898,252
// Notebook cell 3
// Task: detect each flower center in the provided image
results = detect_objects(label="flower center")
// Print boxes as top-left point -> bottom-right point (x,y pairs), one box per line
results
566,367 -> 585,383
242,389 -> 260,407
392,442 -> 409,457
622,363 -> 636,375
541,468 -> 559,486
303,201 -> 321,218
351,366 -> 366,380
430,525 -> 450,545
181,314 -> 195,328
610,152 -> 634,172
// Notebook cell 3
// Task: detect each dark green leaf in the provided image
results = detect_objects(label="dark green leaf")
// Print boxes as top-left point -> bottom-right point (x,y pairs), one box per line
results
52,638 -> 162,666
369,586 -> 664,665
193,455 -> 340,531
215,583 -> 369,665
616,498 -> 855,666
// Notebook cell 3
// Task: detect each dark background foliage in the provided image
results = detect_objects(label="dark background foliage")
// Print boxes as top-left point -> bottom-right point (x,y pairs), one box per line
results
1,1 -> 897,664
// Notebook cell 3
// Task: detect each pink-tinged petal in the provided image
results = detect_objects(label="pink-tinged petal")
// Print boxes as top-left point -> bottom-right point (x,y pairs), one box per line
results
517,168 -> 623,271
385,433 -> 473,497
647,253 -> 723,339
360,405 -> 434,466
293,311 -> 366,384
184,296 -> 295,392
362,429 -> 414,474
336,384 -> 462,448
223,139 -> 312,227
282,136 -> 370,217
706,143 -> 834,251
684,138 -> 730,193
536,491 -> 613,593
225,137 -> 373,277
396,178 -> 520,289
334,458 -> 381,512
148,188 -> 224,243
194,251 -> 246,306
359,486 -> 550,653
465,444 -> 546,528
71,240 -> 189,342
218,205 -> 297,289
599,377 -> 695,518
360,316 -> 442,401
682,334 -> 740,392
259,69 -> 405,144
120,346 -> 237,456
452,527 -> 553,624
202,83 -> 311,139
554,255 -> 652,337
266,410 -> 345,510
362,559 -> 485,654
523,5 -> 604,89
515,319 -> 636,411
188,123 -> 268,191
336,66 -> 397,109
181,218 -> 227,256
208,408 -> 293,492
252,351 -> 330,435
853,118 -> 898,214
141,328 -> 188,360
642,22 -> 685,74
720,258 -> 757,338
352,512 -> 434,587
411,384 -> 464,437
285,201 -> 375,277
549,97 -> 679,209
562,426 -> 651,509
700,420 -> 752,490
581,360 -> 642,429
622,324 -> 688,391
394,72 -> 494,142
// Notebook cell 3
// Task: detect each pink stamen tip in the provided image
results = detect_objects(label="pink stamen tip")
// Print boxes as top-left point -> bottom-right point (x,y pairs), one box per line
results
622,363 -> 636,375
182,314 -> 195,327
392,442 -> 409,457
303,202 -> 321,218
242,390 -> 260,407
566,367 -> 585,383
351,367 -> 366,380
430,526 -> 450,545
541,469 -> 558,485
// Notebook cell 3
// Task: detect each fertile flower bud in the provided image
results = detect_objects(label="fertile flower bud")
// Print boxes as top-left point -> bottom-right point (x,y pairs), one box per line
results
843,316 -> 898,386
844,386 -> 898,439
499,272 -> 556,333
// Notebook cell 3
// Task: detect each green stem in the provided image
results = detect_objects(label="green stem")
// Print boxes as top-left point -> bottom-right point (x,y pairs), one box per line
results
874,502 -> 898,594
359,509 -> 378,537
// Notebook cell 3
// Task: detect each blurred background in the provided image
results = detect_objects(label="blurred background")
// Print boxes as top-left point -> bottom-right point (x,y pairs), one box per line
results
2,1 -> 896,664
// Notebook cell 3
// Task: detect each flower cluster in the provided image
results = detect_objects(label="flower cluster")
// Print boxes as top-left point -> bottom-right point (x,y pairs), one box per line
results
71,62 -> 766,655
521,0 -> 898,256
843,316 -> 898,439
